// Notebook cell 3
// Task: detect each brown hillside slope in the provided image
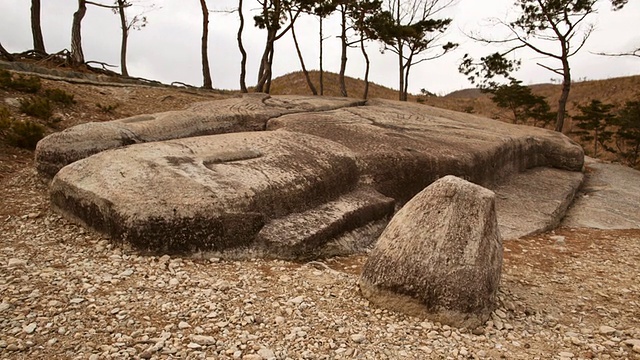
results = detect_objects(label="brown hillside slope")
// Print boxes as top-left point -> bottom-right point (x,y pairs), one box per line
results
270,71 -> 640,131
269,70 -> 416,101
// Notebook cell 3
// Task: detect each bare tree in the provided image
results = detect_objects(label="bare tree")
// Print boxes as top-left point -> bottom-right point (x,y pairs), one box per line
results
116,0 -> 130,75
314,1 -> 337,96
595,46 -> 640,58
237,0 -> 248,93
289,9 -> 318,95
334,0 -> 384,98
113,1 -> 153,77
70,0 -> 87,65
459,0 -> 616,132
376,0 -> 457,101
199,0 -> 213,89
31,0 -> 46,54
254,0 -> 307,93
338,3 -> 349,97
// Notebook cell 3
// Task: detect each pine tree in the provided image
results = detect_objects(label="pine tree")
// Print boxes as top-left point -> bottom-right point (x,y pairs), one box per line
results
573,100 -> 616,157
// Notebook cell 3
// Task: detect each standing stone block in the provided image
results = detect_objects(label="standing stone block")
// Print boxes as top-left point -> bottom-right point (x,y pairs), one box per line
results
359,175 -> 503,328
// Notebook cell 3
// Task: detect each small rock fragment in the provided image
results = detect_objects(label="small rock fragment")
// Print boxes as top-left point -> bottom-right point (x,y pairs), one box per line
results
599,326 -> 616,335
23,323 -> 37,334
258,348 -> 275,359
178,321 -> 191,329
351,333 -> 366,343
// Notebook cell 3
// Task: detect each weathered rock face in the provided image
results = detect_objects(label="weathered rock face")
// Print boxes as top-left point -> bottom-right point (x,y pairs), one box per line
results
35,94 -> 365,178
562,157 -> 640,229
50,130 -> 394,257
42,95 -> 585,258
268,99 -> 584,204
495,167 -> 584,239
359,176 -> 503,328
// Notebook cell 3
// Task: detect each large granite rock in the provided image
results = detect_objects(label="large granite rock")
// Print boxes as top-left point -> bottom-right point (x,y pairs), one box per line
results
43,95 -> 585,257
35,94 -> 364,178
50,130 -> 394,257
268,99 -> 584,204
359,176 -> 503,328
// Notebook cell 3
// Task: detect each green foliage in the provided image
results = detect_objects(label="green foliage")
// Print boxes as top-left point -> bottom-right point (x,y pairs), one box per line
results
96,103 -> 119,113
573,100 -> 616,157
43,88 -> 76,106
459,53 -> 520,90
613,101 -> 640,167
512,0 -> 597,35
5,120 -> 46,150
0,70 -> 42,93
485,79 -> 554,127
1,106 -> 46,150
19,96 -> 53,120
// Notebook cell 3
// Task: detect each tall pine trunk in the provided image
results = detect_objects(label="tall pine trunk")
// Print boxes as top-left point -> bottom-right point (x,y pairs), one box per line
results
338,5 -> 348,97
265,46 -> 275,93
237,0 -> 248,93
360,34 -> 370,99
31,0 -> 46,54
70,0 -> 87,66
319,16 -> 324,96
556,57 -> 571,132
116,0 -> 129,77
199,0 -> 212,89
290,17 -> 317,95
256,30 -> 275,93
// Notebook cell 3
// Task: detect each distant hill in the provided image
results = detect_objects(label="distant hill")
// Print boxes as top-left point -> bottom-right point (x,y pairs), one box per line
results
270,71 -> 640,130
269,70 -> 416,101
427,75 -> 640,130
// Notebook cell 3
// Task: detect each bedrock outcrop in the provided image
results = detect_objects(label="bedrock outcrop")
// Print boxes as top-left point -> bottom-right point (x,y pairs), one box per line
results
35,94 -> 364,179
42,95 -> 585,257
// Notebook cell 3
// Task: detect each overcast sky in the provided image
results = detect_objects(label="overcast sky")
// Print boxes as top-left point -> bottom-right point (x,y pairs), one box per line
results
1,0 -> 638,95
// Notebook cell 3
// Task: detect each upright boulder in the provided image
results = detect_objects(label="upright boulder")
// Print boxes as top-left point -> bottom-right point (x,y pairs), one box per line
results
359,175 -> 503,328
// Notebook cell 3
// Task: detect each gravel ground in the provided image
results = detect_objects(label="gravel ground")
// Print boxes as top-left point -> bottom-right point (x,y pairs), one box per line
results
1,164 -> 640,360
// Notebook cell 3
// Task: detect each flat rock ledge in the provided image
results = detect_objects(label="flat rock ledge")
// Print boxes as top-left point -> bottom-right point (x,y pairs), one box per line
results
42,95 -> 585,258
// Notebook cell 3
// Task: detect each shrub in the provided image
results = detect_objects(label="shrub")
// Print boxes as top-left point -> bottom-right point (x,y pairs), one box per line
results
12,74 -> 42,93
6,120 -> 45,149
0,70 -> 42,93
44,88 -> 76,106
20,96 -> 53,120
96,103 -> 119,113
0,106 -> 12,134
0,69 -> 11,88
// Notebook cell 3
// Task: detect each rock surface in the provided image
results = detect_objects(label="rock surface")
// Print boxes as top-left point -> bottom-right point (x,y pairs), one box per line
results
268,98 -> 584,204
562,157 -> 640,229
495,167 -> 583,240
44,95 -> 585,257
50,130 -> 393,257
359,176 -> 503,328
35,94 -> 364,178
